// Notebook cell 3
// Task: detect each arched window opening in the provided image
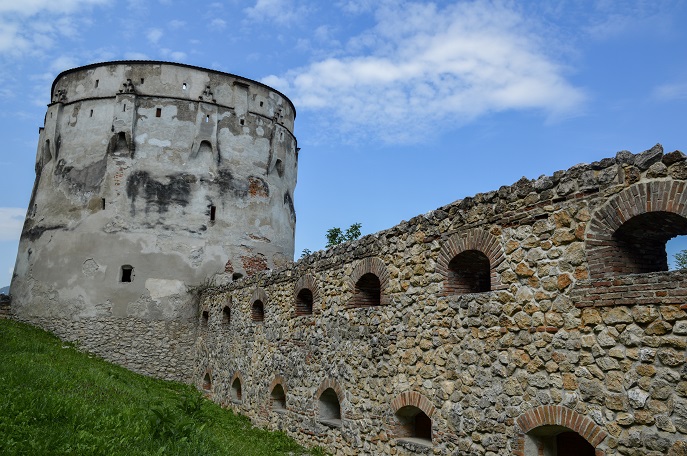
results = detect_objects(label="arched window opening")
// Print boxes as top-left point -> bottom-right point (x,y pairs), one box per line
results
667,235 -> 687,270
231,378 -> 242,402
202,373 -> 211,391
192,140 -> 213,161
295,288 -> 313,316
447,250 -> 490,294
201,310 -> 209,328
610,212 -> 687,275
271,384 -> 286,411
318,388 -> 341,427
112,132 -> 129,156
222,305 -> 230,325
525,426 -> 595,456
251,300 -> 264,322
395,406 -> 432,446
352,273 -> 381,307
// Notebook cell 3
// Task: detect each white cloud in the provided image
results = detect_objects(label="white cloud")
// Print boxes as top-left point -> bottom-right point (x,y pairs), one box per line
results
160,48 -> 187,61
0,0 -> 110,16
210,18 -> 226,30
653,81 -> 687,101
244,0 -> 309,25
266,1 -> 586,144
335,0 -> 380,14
147,28 -> 163,45
49,55 -> 80,73
0,208 -> 25,242
168,19 -> 185,29
0,0 -> 111,57
0,22 -> 29,54
582,1 -> 679,41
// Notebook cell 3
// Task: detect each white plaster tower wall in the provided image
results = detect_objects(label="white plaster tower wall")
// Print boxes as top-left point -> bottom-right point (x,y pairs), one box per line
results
11,61 -> 298,381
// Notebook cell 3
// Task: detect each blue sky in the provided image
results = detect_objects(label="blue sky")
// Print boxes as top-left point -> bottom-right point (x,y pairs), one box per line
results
1,0 -> 686,288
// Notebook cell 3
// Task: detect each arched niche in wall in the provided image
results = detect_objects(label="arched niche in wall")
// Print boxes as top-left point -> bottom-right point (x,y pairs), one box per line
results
294,273 -> 319,316
316,378 -> 344,428
250,287 -> 268,323
221,299 -> 231,326
41,139 -> 52,168
586,181 -> 687,279
269,375 -> 287,412
200,305 -> 209,329
437,227 -> 505,295
191,139 -> 216,164
347,257 -> 390,308
390,391 -> 436,447
230,372 -> 244,403
515,405 -> 607,456
202,369 -> 212,392
108,131 -> 133,157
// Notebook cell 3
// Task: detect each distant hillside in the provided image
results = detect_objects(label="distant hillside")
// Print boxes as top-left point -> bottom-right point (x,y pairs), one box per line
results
0,286 -> 8,295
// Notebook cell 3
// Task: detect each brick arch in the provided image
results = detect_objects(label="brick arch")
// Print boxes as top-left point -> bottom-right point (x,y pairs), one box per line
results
294,273 -> 319,316
586,181 -> 687,279
269,374 -> 287,395
316,378 -> 344,401
437,227 -> 505,295
390,391 -> 436,418
514,405 -> 607,456
347,257 -> 390,307
315,378 -> 345,419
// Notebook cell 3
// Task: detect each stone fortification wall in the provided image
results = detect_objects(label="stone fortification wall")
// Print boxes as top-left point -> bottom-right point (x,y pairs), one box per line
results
11,61 -> 297,381
195,144 -> 687,455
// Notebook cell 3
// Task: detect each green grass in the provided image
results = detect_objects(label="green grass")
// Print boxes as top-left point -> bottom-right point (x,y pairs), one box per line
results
0,319 -> 319,456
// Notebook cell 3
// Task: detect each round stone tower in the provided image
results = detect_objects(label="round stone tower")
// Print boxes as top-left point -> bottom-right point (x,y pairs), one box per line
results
11,61 -> 298,381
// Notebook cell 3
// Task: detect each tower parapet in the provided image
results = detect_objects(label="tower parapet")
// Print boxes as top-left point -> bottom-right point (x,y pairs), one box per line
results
11,61 -> 298,381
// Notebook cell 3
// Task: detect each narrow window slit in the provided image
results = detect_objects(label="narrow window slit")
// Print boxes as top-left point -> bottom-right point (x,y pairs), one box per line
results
95,80 -> 99,88
120,265 -> 133,283
101,198 -> 106,210
89,110 -> 93,117
210,205 -> 216,221
156,108 -> 161,117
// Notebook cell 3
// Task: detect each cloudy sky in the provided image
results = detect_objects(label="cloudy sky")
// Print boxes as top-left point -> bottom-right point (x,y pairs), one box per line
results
1,0 -> 686,287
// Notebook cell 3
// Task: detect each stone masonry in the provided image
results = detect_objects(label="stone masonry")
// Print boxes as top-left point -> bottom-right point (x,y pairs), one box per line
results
194,144 -> 687,455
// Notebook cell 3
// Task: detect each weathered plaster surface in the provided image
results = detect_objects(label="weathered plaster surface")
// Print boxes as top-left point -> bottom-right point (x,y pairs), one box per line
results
11,61 -> 297,381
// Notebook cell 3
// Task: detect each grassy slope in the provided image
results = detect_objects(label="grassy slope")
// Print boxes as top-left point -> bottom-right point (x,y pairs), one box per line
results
0,319 -> 317,456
